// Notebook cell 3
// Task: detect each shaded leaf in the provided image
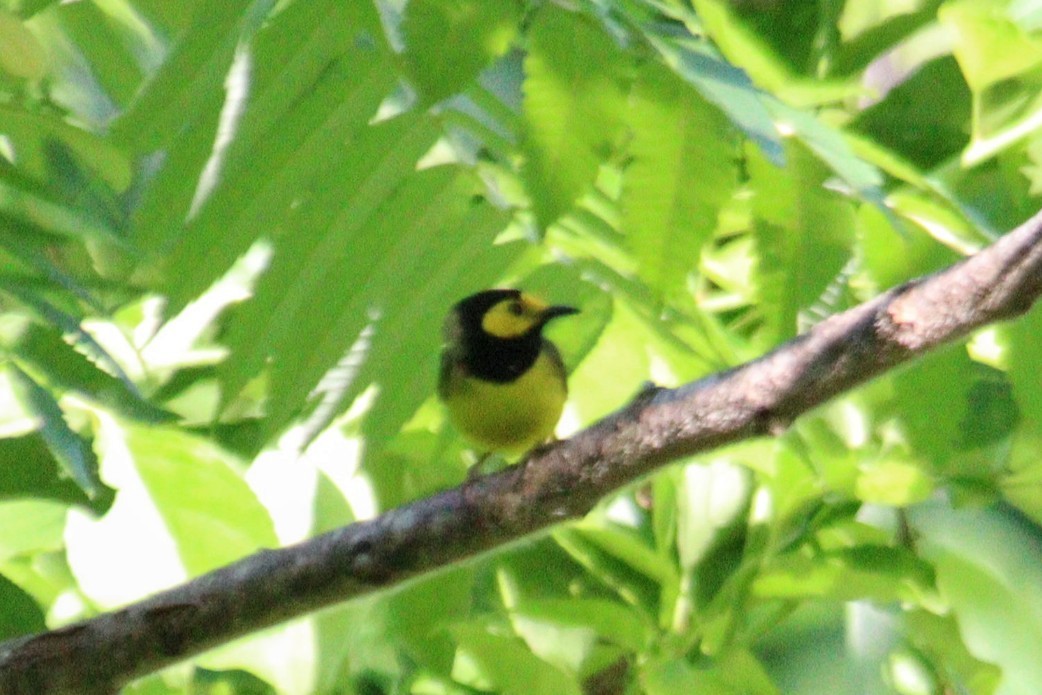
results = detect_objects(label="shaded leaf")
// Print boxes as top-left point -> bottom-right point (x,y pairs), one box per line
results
7,363 -> 99,497
622,63 -> 737,299
521,6 -> 627,227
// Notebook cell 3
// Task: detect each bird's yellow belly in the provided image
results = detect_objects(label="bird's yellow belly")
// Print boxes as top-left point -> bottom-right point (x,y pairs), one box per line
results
448,352 -> 567,454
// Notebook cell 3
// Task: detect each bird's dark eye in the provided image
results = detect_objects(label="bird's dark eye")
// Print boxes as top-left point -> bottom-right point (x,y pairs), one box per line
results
508,301 -> 524,316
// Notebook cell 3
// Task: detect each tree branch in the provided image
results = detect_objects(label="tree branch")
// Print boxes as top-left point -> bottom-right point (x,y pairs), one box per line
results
4,209 -> 1042,693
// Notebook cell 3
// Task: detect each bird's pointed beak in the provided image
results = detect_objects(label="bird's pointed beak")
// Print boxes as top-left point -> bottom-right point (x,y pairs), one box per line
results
542,305 -> 580,322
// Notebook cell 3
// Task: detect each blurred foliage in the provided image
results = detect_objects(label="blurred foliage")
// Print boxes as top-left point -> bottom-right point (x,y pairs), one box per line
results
1,0 -> 1042,693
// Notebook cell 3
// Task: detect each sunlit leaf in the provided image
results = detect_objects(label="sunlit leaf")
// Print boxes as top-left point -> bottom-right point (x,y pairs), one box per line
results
622,63 -> 737,299
521,5 -> 627,227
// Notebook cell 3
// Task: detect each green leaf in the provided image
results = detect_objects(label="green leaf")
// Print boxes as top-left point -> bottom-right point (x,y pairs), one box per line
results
675,462 -> 751,571
769,100 -> 885,201
0,499 -> 66,563
622,63 -> 737,299
749,140 -> 857,340
941,0 -> 1042,92
851,57 -> 971,171
753,545 -> 935,603
521,6 -> 627,227
831,0 -> 946,77
109,0 -> 269,152
643,36 -> 783,166
157,0 -> 397,311
511,597 -> 652,655
127,425 -> 277,575
10,322 -> 171,423
0,572 -> 45,640
0,435 -> 101,508
912,503 -> 1042,694
854,458 -> 934,507
43,1 -> 148,112
0,9 -> 46,79
858,197 -> 963,290
905,611 -> 1001,695
0,283 -> 139,395
643,650 -> 779,695
452,624 -> 582,695
0,103 -> 131,192
889,346 -> 975,468
217,111 -> 441,412
7,363 -> 100,497
403,0 -> 521,105
941,1 -> 1042,163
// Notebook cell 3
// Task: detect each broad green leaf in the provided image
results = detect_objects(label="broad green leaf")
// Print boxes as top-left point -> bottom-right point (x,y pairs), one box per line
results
521,5 -> 627,227
1006,303 -> 1042,412
71,432 -> 272,636
913,504 -> 1042,695
566,523 -> 679,588
128,425 -> 277,575
851,57 -> 971,171
0,104 -> 129,199
403,0 -> 520,106
8,0 -> 62,18
452,624 -> 582,695
753,545 -> 935,603
831,0 -> 946,77
725,0 -> 823,76
905,611 -> 1002,695
0,283 -> 139,394
889,346 -> 976,468
643,650 -> 779,695
675,461 -> 750,571
622,63 -> 737,299
769,100 -> 885,201
854,458 -> 934,507
941,0 -> 1042,92
643,36 -> 783,166
511,597 -> 652,655
0,9 -> 46,79
42,0 -> 148,110
0,177 -> 120,244
941,1 -> 1042,163
858,196 -> 964,290
691,0 -> 855,105
0,573 -> 45,640
748,140 -> 857,340
554,526 -> 666,613
0,499 -> 65,562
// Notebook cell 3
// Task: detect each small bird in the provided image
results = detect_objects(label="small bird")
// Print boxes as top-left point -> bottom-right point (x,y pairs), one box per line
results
439,288 -> 579,456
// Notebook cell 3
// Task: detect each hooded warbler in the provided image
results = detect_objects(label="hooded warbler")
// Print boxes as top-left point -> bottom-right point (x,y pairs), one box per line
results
439,289 -> 579,455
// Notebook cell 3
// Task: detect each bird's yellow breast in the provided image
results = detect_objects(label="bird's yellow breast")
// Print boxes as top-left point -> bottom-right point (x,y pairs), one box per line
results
445,349 -> 567,454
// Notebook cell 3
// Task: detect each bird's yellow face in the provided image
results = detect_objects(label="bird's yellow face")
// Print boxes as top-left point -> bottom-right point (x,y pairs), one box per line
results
480,293 -> 552,339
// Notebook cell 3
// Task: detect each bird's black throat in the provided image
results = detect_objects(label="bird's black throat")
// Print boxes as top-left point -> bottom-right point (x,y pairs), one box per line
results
462,329 -> 543,383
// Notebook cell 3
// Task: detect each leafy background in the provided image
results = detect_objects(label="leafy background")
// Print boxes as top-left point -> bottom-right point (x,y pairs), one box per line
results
2,0 -> 1042,693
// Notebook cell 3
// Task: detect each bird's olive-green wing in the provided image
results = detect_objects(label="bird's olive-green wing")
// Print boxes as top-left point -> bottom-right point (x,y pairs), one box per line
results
541,339 -> 568,394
